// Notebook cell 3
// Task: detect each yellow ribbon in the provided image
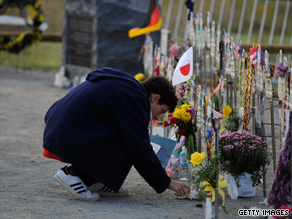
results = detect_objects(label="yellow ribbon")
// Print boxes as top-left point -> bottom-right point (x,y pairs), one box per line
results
203,175 -> 228,205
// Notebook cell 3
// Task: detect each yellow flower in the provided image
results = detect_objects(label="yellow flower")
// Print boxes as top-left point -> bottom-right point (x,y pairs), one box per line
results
134,73 -> 144,82
173,104 -> 192,123
190,152 -> 206,167
173,107 -> 183,119
180,104 -> 191,110
223,105 -> 232,117
180,111 -> 191,123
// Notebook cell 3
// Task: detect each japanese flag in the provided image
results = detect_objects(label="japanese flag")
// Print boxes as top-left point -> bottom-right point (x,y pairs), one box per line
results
172,46 -> 193,86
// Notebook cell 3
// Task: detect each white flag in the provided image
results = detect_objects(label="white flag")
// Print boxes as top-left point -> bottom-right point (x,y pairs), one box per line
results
172,46 -> 193,86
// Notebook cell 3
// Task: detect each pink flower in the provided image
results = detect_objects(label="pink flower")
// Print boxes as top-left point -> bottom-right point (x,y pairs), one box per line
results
224,145 -> 233,150
225,161 -> 230,165
170,43 -> 178,51
242,148 -> 245,152
170,51 -> 178,58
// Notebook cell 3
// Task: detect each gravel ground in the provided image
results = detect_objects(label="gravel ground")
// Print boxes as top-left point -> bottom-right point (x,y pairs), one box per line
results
0,66 -> 281,218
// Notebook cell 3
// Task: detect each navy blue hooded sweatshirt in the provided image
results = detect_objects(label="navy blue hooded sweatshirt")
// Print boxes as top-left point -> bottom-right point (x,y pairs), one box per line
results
43,68 -> 171,193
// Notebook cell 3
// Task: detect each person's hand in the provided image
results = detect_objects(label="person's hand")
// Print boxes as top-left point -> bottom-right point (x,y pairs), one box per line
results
168,179 -> 190,196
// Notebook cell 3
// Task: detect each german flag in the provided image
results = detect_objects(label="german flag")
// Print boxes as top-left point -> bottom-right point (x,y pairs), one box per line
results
128,0 -> 162,38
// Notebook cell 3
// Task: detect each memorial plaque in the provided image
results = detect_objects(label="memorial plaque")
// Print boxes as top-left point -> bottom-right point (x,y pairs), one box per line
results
66,15 -> 93,68
63,0 -> 160,79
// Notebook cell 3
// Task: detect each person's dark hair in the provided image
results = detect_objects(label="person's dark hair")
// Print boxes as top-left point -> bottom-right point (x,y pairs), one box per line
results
142,76 -> 178,112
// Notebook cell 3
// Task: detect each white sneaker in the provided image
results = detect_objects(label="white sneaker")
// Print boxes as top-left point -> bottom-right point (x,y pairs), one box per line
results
53,166 -> 100,201
89,182 -> 129,197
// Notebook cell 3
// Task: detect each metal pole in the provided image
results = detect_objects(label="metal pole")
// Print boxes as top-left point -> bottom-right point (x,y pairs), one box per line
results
227,0 -> 236,34
270,99 -> 276,172
214,119 -> 219,219
204,42 -> 207,92
210,54 -> 213,92
279,0 -> 290,45
173,0 -> 184,39
236,0 -> 247,43
164,0 -> 173,31
209,0 -> 216,22
199,0 -> 205,15
252,93 -> 255,135
234,58 -> 237,109
268,0 -> 279,45
258,0 -> 269,44
261,93 -> 267,197
218,0 -> 226,29
247,0 -> 258,44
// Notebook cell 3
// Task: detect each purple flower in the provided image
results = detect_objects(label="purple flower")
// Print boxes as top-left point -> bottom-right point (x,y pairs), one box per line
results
242,148 -> 245,152
225,160 -> 230,165
249,146 -> 255,150
186,107 -> 196,117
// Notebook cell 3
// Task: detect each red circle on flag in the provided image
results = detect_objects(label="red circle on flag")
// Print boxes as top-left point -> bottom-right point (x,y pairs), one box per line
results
180,60 -> 190,76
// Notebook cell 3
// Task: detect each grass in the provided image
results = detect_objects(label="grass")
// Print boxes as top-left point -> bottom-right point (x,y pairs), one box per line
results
0,42 -> 62,71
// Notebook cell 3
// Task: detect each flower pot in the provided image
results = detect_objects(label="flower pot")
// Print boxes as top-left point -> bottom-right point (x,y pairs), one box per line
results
225,172 -> 256,199
237,172 -> 256,197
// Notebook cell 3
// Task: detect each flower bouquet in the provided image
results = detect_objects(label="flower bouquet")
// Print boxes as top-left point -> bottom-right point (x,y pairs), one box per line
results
190,152 -> 227,213
219,132 -> 272,187
164,104 -> 197,160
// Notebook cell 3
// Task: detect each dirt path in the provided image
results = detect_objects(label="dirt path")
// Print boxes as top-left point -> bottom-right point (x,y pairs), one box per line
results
0,66 -> 279,218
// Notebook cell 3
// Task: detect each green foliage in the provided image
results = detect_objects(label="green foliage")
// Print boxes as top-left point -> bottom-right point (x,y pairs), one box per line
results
223,100 -> 240,132
210,93 -> 221,112
193,154 -> 227,213
219,132 -> 272,187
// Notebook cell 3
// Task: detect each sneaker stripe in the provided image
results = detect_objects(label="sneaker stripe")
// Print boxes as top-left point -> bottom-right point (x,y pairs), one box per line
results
62,167 -> 70,175
104,188 -> 112,192
74,186 -> 85,191
99,185 -> 112,192
77,189 -> 86,194
70,182 -> 82,187
99,185 -> 106,191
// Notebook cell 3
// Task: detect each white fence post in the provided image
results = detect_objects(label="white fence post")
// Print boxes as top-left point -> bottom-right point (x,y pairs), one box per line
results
258,0 -> 269,44
247,0 -> 258,43
269,0 -> 280,45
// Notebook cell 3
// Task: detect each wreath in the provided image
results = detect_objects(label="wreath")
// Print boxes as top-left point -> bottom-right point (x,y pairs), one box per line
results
0,0 -> 44,53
